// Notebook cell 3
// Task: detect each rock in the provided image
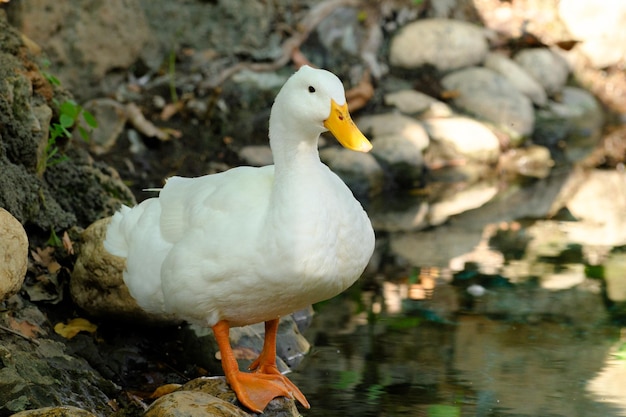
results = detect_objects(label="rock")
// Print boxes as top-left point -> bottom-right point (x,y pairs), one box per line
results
559,0 -> 626,68
8,1 -> 156,101
441,67 -> 534,140
0,337 -> 117,416
484,52 -> 548,106
389,18 -> 488,71
383,89 -> 442,115
369,196 -> 429,232
358,112 -> 430,149
514,48 -> 570,95
238,145 -> 273,167
80,99 -> 128,155
370,131 -> 427,188
70,217 -> 176,324
145,377 -> 299,417
422,116 -> 501,163
320,147 -> 384,196
0,209 -> 28,302
10,406 -> 97,417
534,86 -> 604,162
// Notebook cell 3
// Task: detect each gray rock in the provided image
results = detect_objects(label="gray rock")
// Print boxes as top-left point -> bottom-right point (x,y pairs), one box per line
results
514,48 -> 570,95
498,145 -> 554,179
484,52 -> 548,106
384,89 -> 445,115
389,18 -> 488,71
441,67 -> 534,140
10,406 -> 98,417
0,209 -> 28,302
320,147 -> 384,196
534,86 -> 604,162
559,0 -> 626,68
422,116 -> 501,163
357,112 -> 430,150
428,183 -> 499,226
238,145 -> 273,167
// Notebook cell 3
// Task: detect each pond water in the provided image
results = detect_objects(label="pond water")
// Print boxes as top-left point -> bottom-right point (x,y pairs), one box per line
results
287,185 -> 626,417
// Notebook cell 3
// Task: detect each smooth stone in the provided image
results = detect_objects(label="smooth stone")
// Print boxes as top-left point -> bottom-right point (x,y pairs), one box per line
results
0,208 -> 28,302
514,48 -> 570,95
357,112 -> 430,151
484,52 -> 548,106
441,67 -> 534,140
389,18 -> 488,71
498,145 -> 554,179
320,147 -> 384,196
559,0 -> 626,68
534,86 -> 604,162
422,116 -> 501,163
384,89 -> 441,114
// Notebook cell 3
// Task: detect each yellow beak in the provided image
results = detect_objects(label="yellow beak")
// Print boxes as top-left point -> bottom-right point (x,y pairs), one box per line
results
323,100 -> 372,153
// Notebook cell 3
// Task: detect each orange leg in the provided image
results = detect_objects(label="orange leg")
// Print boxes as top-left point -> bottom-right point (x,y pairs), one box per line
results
249,319 -> 310,409
212,320 -> 308,413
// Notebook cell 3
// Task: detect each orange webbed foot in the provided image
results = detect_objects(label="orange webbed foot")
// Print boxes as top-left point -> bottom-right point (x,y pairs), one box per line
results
226,370 -> 295,413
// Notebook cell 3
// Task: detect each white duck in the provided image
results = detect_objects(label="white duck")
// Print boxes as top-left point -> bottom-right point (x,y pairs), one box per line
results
104,65 -> 375,413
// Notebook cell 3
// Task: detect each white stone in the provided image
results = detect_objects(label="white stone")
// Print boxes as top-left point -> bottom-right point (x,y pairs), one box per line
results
559,0 -> 626,68
0,209 -> 28,302
320,147 -> 384,196
441,67 -> 534,140
428,183 -> 499,226
358,112 -> 430,151
514,48 -> 570,95
422,116 -> 501,163
384,90 -> 440,114
484,52 -> 547,106
389,18 -> 488,71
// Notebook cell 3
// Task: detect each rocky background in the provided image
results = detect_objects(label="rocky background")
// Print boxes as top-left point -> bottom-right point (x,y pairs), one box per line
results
1,0 -> 625,416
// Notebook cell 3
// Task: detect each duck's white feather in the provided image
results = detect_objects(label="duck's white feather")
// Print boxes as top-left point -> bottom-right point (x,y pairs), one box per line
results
105,66 -> 375,328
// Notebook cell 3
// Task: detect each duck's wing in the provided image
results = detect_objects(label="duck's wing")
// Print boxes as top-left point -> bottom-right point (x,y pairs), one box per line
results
159,165 -> 275,243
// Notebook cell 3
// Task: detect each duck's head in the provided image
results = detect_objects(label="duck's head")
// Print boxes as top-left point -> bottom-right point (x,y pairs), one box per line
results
270,65 -> 372,153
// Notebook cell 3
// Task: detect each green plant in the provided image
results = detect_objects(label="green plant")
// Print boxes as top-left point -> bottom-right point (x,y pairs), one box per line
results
37,99 -> 98,175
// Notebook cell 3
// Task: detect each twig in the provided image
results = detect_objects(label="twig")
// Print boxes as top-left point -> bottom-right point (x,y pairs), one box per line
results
0,323 -> 40,345
201,0 -> 361,89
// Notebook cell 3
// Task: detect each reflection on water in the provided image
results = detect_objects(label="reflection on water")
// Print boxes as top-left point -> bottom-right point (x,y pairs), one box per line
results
289,202 -> 626,416
291,279 -> 625,416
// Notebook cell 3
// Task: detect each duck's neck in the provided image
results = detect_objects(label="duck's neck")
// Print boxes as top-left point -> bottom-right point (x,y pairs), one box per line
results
269,117 -> 323,175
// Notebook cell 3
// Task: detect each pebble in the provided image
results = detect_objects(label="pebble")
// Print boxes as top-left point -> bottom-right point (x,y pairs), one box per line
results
0,208 -> 28,302
389,18 -> 488,71
383,89 -> 442,115
320,147 -> 384,196
484,52 -> 548,107
559,0 -> 626,68
441,66 -> 535,140
514,48 -> 570,96
422,116 -> 501,163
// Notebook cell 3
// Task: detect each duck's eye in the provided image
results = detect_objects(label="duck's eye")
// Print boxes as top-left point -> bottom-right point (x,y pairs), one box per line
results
308,86 -> 316,93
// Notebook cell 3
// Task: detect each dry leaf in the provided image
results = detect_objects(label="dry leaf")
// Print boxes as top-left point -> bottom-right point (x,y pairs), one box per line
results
159,101 -> 184,121
54,318 -> 98,339
31,246 -> 55,267
8,317 -> 42,338
62,231 -> 74,255
345,71 -> 374,113
149,384 -> 182,399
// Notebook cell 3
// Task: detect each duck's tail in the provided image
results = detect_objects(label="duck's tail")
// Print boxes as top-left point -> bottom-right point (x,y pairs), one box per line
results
103,205 -> 132,258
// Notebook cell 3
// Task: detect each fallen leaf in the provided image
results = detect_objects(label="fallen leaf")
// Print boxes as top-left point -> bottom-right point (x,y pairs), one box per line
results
149,384 -> 182,399
159,101 -> 184,121
62,231 -> 74,255
345,70 -> 374,112
8,317 -> 42,338
54,318 -> 98,339
31,247 -> 55,268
